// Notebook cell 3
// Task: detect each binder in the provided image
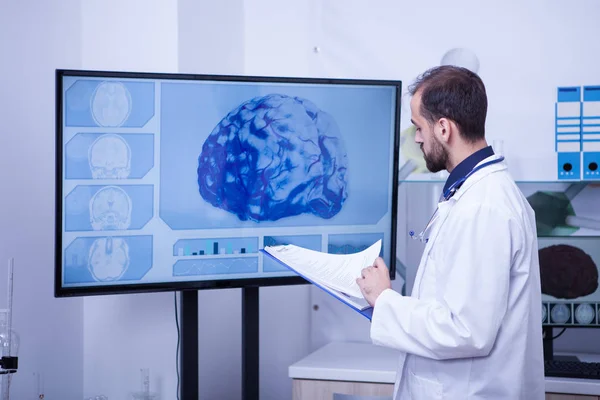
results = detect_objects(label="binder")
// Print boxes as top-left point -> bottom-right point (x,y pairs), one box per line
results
555,87 -> 582,180
582,86 -> 600,180
260,249 -> 374,320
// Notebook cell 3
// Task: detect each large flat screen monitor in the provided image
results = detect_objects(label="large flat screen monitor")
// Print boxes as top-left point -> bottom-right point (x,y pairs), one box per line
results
55,69 -> 401,297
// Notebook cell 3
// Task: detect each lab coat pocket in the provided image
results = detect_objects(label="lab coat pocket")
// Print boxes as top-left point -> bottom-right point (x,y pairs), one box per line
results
408,370 -> 443,400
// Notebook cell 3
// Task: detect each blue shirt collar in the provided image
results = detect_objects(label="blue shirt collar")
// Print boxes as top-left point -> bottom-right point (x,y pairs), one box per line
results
443,145 -> 495,195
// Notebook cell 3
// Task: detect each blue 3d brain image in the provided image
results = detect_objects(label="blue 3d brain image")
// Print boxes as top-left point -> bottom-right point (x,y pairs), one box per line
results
197,94 -> 348,222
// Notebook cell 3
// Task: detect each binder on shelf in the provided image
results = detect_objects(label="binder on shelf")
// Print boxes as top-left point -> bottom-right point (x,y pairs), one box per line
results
582,86 -> 600,180
555,86 -> 582,180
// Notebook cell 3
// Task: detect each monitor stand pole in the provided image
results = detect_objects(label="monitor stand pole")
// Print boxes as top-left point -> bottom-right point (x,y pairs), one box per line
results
242,286 -> 260,400
181,290 -> 199,399
543,326 -> 554,361
180,287 -> 260,400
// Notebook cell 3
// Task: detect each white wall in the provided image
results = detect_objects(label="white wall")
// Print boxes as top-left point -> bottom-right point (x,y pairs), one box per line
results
242,1 -> 317,77
0,0 -> 84,399
178,0 -> 245,76
81,0 -> 179,74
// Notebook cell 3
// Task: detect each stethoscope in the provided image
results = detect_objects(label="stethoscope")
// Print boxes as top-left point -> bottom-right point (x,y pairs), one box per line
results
408,156 -> 505,243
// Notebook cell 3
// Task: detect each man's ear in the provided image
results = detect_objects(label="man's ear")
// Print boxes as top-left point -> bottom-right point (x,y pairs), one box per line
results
437,118 -> 451,144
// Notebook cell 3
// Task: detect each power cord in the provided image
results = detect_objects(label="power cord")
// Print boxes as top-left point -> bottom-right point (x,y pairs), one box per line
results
174,292 -> 181,400
551,328 -> 567,340
543,327 -> 567,340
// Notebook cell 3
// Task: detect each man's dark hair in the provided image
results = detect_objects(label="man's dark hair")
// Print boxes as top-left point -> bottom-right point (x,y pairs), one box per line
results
408,65 -> 487,142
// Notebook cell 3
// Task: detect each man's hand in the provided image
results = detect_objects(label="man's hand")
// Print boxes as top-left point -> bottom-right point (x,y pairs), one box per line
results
356,257 -> 392,307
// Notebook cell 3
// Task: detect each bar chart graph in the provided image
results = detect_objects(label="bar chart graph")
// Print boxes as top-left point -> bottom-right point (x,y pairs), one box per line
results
173,237 -> 258,257
172,237 -> 260,277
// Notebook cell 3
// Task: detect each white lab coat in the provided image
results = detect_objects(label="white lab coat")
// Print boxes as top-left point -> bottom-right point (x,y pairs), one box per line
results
371,156 -> 545,399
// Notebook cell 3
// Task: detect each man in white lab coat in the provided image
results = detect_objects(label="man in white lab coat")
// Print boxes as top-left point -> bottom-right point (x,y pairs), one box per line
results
357,65 -> 545,399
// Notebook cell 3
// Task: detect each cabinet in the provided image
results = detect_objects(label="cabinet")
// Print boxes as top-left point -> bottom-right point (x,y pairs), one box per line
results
291,379 -> 599,400
289,342 -> 600,400
292,379 -> 393,400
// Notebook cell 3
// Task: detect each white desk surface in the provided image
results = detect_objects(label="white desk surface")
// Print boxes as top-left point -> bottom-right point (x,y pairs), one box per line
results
289,342 -> 600,396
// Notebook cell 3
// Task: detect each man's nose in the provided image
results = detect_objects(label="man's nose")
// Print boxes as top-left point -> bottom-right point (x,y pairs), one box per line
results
414,128 -> 422,143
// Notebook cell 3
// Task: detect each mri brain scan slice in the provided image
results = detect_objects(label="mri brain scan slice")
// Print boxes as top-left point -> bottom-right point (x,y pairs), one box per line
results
88,236 -> 130,281
91,81 -> 132,127
89,186 -> 132,230
88,133 -> 132,179
575,303 -> 596,324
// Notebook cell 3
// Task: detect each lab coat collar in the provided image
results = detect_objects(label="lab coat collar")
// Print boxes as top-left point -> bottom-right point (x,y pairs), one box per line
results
443,145 -> 495,195
446,154 -> 507,203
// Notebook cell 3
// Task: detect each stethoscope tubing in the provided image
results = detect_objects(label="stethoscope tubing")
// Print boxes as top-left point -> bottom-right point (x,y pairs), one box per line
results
409,156 -> 505,243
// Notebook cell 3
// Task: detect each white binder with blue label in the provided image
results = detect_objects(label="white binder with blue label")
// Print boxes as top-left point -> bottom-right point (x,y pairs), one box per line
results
582,86 -> 600,180
555,86 -> 582,180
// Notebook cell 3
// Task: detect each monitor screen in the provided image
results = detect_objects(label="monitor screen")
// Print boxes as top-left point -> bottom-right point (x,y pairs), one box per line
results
55,70 -> 401,297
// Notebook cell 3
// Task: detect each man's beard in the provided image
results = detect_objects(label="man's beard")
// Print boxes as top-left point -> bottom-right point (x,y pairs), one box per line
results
422,137 -> 448,173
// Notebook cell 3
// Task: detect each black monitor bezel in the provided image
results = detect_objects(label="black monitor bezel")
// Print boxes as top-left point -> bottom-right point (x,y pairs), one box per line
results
54,68 -> 402,298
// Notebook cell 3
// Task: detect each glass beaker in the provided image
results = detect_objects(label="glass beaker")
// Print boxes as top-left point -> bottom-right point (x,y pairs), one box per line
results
131,368 -> 158,400
0,309 -> 19,400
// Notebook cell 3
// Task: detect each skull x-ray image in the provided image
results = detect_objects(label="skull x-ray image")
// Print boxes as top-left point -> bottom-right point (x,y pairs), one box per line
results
88,236 -> 130,281
91,81 -> 132,127
88,133 -> 132,179
89,186 -> 132,230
